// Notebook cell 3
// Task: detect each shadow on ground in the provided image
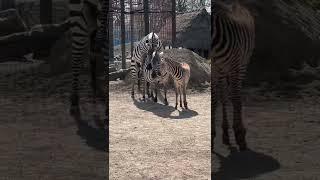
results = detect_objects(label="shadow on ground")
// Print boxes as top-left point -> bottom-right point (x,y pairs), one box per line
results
133,97 -> 198,119
213,147 -> 280,180
71,110 -> 106,152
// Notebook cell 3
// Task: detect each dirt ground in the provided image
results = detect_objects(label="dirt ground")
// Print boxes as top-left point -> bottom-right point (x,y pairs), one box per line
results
110,81 -> 320,180
0,62 -> 107,179
1,62 -> 320,179
109,81 -> 211,180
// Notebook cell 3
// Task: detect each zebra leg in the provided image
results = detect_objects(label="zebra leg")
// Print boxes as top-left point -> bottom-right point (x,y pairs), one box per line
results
137,71 -> 141,91
90,31 -> 97,100
131,66 -> 139,98
147,82 -> 151,98
183,84 -> 188,109
131,70 -> 135,98
231,79 -> 247,151
222,102 -> 230,145
70,37 -> 87,115
150,83 -> 154,100
179,86 -> 183,108
153,83 -> 158,103
175,86 -> 178,109
164,83 -> 168,105
142,76 -> 146,101
212,79 -> 218,150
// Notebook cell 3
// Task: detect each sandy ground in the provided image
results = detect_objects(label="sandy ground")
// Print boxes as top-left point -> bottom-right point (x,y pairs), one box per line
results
213,96 -> 320,180
0,94 -> 107,180
109,81 -> 211,180
110,81 -> 320,180
1,62 -> 320,179
0,62 -> 107,179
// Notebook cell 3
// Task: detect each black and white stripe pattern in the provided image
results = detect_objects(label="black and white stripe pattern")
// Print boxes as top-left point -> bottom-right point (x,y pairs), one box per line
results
211,1 -> 255,151
68,0 -> 104,114
142,49 -> 162,102
130,32 -> 162,99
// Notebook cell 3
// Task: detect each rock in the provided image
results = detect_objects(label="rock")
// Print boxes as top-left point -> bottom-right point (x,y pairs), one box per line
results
239,0 -> 320,84
161,48 -> 211,87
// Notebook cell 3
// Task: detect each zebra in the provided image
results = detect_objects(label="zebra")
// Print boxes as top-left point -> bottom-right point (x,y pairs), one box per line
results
68,0 -> 105,115
153,51 -> 191,109
142,48 -> 162,102
130,32 -> 162,100
211,0 -> 255,151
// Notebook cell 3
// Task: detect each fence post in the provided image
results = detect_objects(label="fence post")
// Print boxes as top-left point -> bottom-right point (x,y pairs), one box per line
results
130,0 -> 134,58
172,0 -> 176,48
33,0 -> 52,59
143,0 -> 149,35
0,0 -> 15,11
120,0 -> 126,69
40,0 -> 52,24
109,0 -> 114,64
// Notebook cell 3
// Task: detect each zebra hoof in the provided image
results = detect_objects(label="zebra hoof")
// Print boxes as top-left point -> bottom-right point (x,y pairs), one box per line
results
175,104 -> 178,109
184,102 -> 188,109
164,100 -> 168,105
153,97 -> 158,103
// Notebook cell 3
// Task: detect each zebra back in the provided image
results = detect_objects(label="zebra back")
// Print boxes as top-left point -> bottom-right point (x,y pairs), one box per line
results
211,1 -> 255,76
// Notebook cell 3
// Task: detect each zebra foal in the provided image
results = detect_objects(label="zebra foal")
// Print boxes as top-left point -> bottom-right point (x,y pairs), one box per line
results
154,51 -> 191,109
211,0 -> 255,151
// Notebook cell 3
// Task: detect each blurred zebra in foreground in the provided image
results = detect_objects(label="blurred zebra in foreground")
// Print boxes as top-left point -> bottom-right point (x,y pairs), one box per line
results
211,0 -> 255,151
130,32 -> 162,99
146,50 -> 191,110
68,0 -> 106,115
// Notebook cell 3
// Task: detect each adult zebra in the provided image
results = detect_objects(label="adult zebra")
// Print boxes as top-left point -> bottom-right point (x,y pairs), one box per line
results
211,0 -> 255,151
68,0 -> 105,114
130,32 -> 162,100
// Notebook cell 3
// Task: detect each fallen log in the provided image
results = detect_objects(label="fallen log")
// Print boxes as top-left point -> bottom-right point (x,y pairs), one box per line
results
0,9 -> 28,36
109,69 -> 130,81
0,20 -> 72,60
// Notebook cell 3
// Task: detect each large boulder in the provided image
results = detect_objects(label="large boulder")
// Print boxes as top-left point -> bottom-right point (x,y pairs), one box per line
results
124,48 -> 211,87
239,0 -> 320,84
160,48 -> 211,87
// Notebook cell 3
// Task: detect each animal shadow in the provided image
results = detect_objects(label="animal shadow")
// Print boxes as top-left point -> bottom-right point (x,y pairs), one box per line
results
213,147 -> 280,180
70,110 -> 106,152
133,97 -> 198,119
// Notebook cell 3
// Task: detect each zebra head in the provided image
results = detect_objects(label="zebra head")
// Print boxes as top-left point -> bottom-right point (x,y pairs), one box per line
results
144,32 -> 162,51
145,50 -> 161,79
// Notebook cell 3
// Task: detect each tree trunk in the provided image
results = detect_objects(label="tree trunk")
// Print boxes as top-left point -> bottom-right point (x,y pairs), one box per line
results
40,0 -> 52,24
0,20 -> 71,60
0,0 -> 15,11
144,0 -> 149,35
109,0 -> 114,64
172,0 -> 176,47
109,69 -> 130,81
120,0 -> 126,69
0,9 -> 27,36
